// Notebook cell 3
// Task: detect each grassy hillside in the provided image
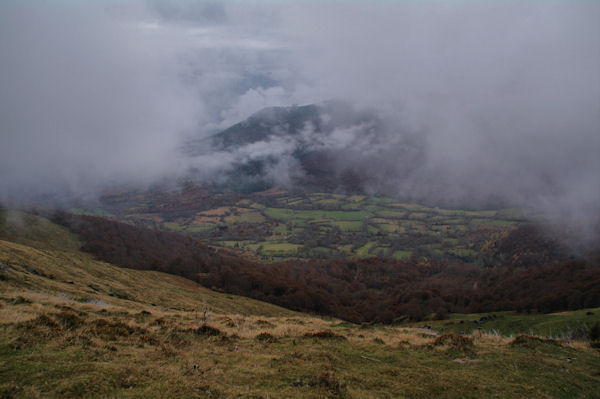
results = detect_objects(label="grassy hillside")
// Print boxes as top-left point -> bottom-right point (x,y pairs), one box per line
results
0,212 -> 599,398
0,210 -> 83,252
0,238 -> 295,318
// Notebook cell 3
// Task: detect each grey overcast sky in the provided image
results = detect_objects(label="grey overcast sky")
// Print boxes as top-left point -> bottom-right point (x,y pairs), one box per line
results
0,1 -> 598,222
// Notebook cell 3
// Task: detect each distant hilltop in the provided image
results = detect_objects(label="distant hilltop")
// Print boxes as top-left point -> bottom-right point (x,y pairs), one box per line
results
185,101 -> 425,197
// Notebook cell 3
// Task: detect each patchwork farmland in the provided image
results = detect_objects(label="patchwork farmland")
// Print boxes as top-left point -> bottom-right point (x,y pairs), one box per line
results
83,187 -> 542,263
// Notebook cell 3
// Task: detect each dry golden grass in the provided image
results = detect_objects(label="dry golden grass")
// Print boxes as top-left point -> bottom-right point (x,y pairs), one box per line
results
0,239 -> 296,318
2,283 -> 600,399
1,228 -> 600,398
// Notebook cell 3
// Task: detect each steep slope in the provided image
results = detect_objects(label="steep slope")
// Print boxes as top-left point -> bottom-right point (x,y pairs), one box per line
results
0,210 -> 83,252
0,238 -> 296,317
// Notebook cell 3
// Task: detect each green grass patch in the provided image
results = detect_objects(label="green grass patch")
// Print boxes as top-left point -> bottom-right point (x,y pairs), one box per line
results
220,240 -> 245,248
337,244 -> 353,253
375,210 -> 406,218
356,242 -> 376,257
185,224 -> 217,233
378,223 -> 404,233
264,208 -> 371,222
247,242 -> 303,255
288,219 -> 308,227
448,248 -> 477,260
398,203 -> 431,211
371,196 -> 393,203
272,225 -> 291,234
401,220 -> 428,231
407,212 -> 429,219
435,208 -> 466,216
392,250 -> 412,260
312,199 -> 340,207
286,199 -> 306,206
371,218 -> 389,224
0,210 -> 83,252
332,221 -> 363,231
162,222 -> 184,231
340,203 -> 362,210
224,212 -> 266,224
465,210 -> 498,217
263,208 -> 296,220
322,210 -> 372,221
304,246 -> 338,258
437,309 -> 600,338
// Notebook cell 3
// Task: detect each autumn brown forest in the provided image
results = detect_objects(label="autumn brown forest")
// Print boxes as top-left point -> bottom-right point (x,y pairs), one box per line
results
52,212 -> 600,323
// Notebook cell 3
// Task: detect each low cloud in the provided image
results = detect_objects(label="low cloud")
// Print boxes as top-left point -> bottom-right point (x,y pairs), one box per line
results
0,0 -> 598,232
0,1 -> 200,200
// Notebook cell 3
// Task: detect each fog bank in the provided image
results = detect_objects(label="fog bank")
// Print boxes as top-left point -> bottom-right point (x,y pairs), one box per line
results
0,1 -> 598,225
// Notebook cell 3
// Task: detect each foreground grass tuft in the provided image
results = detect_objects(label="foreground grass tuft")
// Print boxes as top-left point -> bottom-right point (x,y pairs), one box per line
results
432,333 -> 474,351
195,324 -> 223,337
304,330 -> 347,340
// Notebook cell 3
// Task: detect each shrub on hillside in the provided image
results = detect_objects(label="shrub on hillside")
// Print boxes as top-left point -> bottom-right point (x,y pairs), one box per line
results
304,330 -> 346,340
196,325 -> 223,337
54,311 -> 84,330
255,332 -> 277,343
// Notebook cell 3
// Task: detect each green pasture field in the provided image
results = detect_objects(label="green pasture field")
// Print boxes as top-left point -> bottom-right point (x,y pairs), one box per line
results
224,211 -> 266,224
162,222 -> 185,231
417,309 -> 600,339
79,187 -> 548,263
332,221 -> 363,231
356,242 -> 377,257
375,209 -> 407,218
185,224 -> 217,233
246,242 -> 303,255
393,250 -> 412,260
340,202 -> 363,210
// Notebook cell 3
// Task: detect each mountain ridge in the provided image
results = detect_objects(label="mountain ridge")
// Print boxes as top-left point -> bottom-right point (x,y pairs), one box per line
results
187,101 -> 425,196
